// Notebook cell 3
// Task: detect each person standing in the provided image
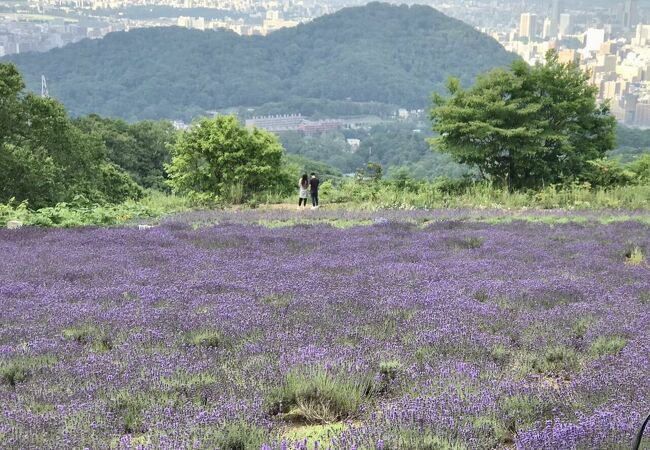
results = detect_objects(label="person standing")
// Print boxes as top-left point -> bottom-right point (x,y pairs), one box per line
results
298,174 -> 309,209
309,172 -> 320,209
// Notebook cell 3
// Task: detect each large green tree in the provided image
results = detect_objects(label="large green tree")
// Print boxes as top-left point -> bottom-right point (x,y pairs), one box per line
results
0,62 -> 141,208
430,51 -> 616,189
0,63 -> 24,142
166,115 -> 285,201
74,115 -> 178,191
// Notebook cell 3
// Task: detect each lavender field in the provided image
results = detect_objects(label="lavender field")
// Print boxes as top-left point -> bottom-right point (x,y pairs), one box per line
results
1,211 -> 649,449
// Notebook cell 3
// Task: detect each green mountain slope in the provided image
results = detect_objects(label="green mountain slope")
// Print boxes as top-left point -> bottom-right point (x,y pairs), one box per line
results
8,2 -> 516,120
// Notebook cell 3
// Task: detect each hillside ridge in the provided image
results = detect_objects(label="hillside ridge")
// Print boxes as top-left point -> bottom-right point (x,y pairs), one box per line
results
8,2 -> 517,120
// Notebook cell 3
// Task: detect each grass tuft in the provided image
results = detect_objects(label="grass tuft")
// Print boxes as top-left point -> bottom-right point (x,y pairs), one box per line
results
381,427 -> 468,450
0,362 -> 29,387
448,236 -> 485,250
640,292 -> 650,305
378,360 -> 402,393
62,325 -> 113,352
489,344 -> 510,365
260,294 -> 292,308
267,368 -> 375,424
161,370 -> 218,406
625,246 -> 645,265
572,318 -> 594,339
501,394 -> 553,431
204,421 -> 267,450
62,325 -> 96,344
531,346 -> 580,375
589,336 -> 627,358
473,416 -> 514,446
111,391 -> 148,434
0,355 -> 57,388
472,290 -> 489,303
183,329 -> 226,348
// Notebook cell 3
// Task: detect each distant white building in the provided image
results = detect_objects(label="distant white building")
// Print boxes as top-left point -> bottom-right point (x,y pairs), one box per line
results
346,138 -> 361,152
245,114 -> 304,132
177,16 -> 206,31
172,120 -> 190,130
584,28 -> 606,52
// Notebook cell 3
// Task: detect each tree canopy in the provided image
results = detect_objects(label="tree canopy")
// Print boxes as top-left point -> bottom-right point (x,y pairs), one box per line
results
9,3 -> 516,121
0,62 -> 141,209
74,115 -> 178,191
430,52 -> 616,189
166,115 -> 286,202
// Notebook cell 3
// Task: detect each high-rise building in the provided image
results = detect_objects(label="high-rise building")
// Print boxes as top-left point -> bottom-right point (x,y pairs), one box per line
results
543,18 -> 552,39
549,0 -> 562,38
519,13 -> 537,39
559,13 -> 572,37
623,0 -> 639,30
634,24 -> 650,46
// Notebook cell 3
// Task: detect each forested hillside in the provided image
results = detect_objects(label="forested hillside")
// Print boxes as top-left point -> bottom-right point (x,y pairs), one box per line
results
8,2 -> 516,120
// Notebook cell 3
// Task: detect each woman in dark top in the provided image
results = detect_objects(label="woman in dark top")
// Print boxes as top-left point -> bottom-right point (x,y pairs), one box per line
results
309,173 -> 320,209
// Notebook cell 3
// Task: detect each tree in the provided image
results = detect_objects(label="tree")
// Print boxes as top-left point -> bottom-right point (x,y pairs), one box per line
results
166,115 -> 285,202
628,154 -> 650,182
0,62 -> 24,143
0,62 -> 141,208
74,115 -> 177,191
430,51 -> 616,189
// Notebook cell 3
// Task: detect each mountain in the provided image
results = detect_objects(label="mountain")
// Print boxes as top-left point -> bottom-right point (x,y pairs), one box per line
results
7,2 -> 517,121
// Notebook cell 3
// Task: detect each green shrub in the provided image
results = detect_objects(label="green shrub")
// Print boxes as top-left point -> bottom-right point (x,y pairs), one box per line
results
589,336 -> 627,358
0,192 -> 191,228
267,368 -> 375,424
321,179 -> 650,211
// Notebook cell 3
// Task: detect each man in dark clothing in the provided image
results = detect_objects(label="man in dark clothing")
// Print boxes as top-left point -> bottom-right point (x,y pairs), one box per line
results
309,173 -> 320,209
